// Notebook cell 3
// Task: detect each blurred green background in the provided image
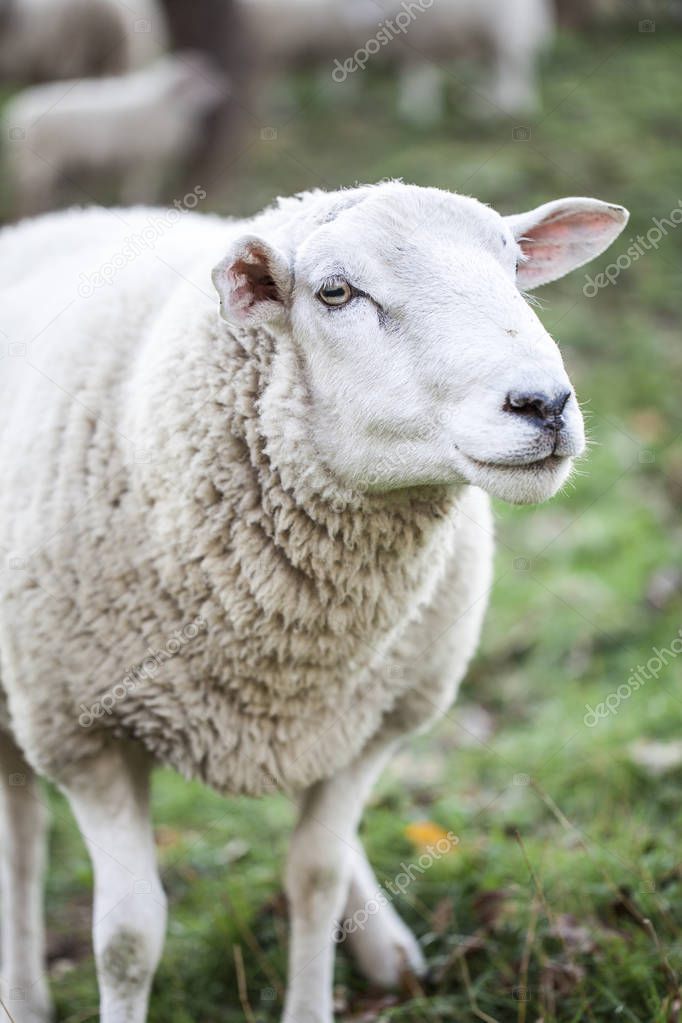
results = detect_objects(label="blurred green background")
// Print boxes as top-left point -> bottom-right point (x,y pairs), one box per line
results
4,18 -> 682,1023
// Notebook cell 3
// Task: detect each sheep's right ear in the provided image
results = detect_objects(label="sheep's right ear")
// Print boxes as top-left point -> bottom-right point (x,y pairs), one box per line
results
506,198 -> 630,289
211,235 -> 292,326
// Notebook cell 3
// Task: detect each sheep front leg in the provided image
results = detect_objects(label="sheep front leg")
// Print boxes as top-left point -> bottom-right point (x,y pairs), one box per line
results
487,50 -> 538,115
0,732 -> 51,1023
342,844 -> 426,989
61,745 -> 167,1023
397,62 -> 446,125
282,735 -> 400,1023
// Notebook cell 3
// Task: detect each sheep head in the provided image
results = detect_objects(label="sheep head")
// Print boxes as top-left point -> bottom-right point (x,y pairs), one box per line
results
212,182 -> 628,505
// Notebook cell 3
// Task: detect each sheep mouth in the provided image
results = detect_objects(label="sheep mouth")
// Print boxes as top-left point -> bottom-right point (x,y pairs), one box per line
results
456,449 -> 574,505
463,453 -> 568,473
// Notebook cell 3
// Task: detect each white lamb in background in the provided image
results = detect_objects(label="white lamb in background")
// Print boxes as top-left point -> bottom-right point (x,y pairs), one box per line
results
3,53 -> 229,214
0,182 -> 628,1023
0,0 -> 169,81
240,0 -> 554,120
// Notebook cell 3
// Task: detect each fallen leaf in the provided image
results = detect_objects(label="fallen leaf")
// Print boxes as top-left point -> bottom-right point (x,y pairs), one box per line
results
629,739 -> 682,775
404,820 -> 455,850
154,825 -> 186,850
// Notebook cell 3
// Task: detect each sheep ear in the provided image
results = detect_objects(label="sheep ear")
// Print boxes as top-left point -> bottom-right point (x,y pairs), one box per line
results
211,235 -> 292,325
506,198 -> 629,290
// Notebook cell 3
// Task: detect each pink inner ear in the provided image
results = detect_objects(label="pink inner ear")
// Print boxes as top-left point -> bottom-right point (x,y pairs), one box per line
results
520,209 -> 617,257
229,274 -> 257,313
230,255 -> 279,310
518,209 -> 617,284
214,237 -> 288,324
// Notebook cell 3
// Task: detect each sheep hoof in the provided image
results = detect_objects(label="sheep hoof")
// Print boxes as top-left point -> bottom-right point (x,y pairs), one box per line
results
350,927 -> 427,990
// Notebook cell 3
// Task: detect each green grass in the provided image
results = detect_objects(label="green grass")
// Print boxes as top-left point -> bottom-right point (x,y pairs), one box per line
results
10,23 -> 682,1023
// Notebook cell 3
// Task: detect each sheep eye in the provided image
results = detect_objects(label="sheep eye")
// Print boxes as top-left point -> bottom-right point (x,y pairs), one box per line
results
318,278 -> 353,307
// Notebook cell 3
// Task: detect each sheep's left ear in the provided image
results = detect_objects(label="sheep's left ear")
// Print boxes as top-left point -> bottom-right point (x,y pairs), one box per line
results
211,235 -> 292,326
506,197 -> 629,290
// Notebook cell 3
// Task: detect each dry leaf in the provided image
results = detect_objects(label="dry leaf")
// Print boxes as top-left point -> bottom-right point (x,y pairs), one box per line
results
404,820 -> 455,850
154,825 -> 187,850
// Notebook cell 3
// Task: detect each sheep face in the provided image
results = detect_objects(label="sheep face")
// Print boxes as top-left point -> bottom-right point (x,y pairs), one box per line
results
213,184 -> 628,505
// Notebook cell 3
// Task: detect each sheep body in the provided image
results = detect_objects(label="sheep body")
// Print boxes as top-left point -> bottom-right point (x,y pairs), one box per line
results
2,54 -> 228,212
241,0 -> 380,64
0,198 -> 492,795
0,0 -> 168,81
0,182 -> 629,1023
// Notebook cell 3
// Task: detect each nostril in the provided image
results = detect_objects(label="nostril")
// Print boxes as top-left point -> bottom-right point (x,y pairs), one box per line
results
554,390 -> 571,416
505,389 -> 572,424
505,390 -> 548,419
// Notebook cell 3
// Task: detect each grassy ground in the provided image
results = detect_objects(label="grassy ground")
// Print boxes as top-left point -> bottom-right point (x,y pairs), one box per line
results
6,21 -> 682,1023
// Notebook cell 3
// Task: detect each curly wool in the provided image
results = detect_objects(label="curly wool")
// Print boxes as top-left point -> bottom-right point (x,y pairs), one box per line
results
0,199 -> 493,796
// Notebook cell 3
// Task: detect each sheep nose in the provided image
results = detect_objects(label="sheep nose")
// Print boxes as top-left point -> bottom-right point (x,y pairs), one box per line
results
505,389 -> 571,427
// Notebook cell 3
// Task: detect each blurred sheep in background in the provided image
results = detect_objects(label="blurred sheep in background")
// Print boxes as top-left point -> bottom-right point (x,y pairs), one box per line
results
0,0 -> 169,81
238,0 -> 555,122
3,53 -> 228,214
3,0 -> 658,221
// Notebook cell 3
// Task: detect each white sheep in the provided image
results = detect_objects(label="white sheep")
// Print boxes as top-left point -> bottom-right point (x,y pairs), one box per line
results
240,0 -> 554,119
0,0 -> 169,81
0,181 -> 628,1023
2,53 -> 229,214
